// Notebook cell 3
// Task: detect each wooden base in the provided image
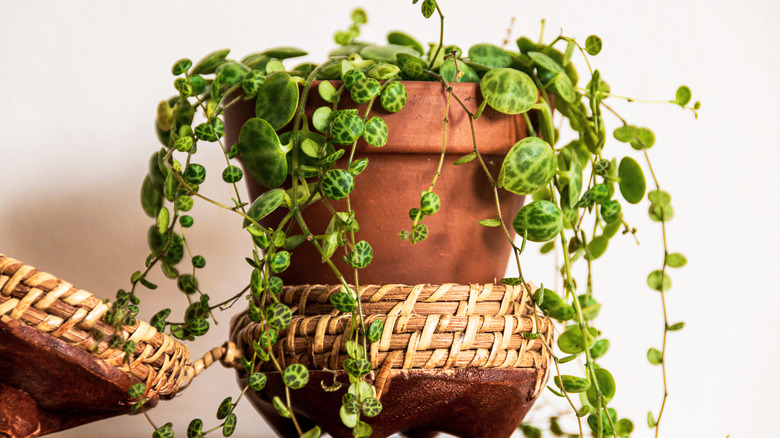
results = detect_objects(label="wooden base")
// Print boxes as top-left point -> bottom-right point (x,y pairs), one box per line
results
239,368 -> 544,438
0,318 -> 156,438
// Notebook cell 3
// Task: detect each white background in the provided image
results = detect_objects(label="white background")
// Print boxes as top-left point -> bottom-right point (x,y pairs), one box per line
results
1,1 -> 778,437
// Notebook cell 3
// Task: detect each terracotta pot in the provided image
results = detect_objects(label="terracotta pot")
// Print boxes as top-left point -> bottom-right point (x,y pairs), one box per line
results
224,81 -> 528,286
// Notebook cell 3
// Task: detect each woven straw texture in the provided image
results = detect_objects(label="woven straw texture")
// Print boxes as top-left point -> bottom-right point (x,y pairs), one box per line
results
0,254 -> 191,400
231,283 -> 553,396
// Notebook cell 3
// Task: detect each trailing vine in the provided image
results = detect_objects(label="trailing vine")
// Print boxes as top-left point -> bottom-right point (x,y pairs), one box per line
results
112,2 -> 696,437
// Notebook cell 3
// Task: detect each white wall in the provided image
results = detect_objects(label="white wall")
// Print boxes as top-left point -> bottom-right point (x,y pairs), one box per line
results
1,1 -> 777,437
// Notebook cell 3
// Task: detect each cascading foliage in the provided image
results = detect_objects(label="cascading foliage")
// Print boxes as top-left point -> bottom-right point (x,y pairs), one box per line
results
111,2 -> 697,437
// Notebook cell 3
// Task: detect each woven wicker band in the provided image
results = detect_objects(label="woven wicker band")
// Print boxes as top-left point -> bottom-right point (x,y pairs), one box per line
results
0,254 -> 191,400
231,283 -> 553,397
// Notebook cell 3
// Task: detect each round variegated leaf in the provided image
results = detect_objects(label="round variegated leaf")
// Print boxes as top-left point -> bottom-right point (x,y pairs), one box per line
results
269,251 -> 291,274
343,69 -> 366,90
363,116 -> 388,147
331,111 -> 364,145
499,137 -> 556,195
350,77 -> 381,104
480,68 -> 538,114
249,372 -> 267,391
512,200 -> 563,242
420,191 -> 440,215
282,363 -> 309,389
216,61 -> 250,86
361,397 -> 382,417
265,302 -> 292,330
368,63 -> 400,81
322,169 -> 354,200
330,291 -> 357,313
380,81 -> 407,113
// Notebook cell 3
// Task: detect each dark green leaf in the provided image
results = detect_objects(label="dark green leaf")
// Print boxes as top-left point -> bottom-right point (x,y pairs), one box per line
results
618,157 -> 646,204
585,35 -> 602,56
243,188 -> 286,227
191,49 -> 230,75
255,72 -> 299,131
239,118 -> 288,189
368,319 -> 384,343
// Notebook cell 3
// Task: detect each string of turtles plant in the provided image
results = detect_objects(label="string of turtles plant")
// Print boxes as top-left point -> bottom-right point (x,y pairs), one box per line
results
102,1 -> 697,437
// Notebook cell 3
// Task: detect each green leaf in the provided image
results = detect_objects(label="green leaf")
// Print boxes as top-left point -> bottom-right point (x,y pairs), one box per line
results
557,325 -> 597,354
222,165 -> 243,184
217,397 -> 233,420
322,169 -> 355,200
273,396 -> 291,418
248,372 -> 267,391
368,64 -> 401,81
585,35 -> 602,56
361,397 -> 382,417
665,252 -> 687,268
500,277 -> 524,286
387,31 -> 425,56
239,118 -> 288,188
222,413 -> 237,437
420,191 -> 440,215
350,77 -> 381,104
558,354 -> 578,364
339,404 -> 358,428
216,61 -> 250,86
368,319 -> 384,343
584,235 -> 609,260
330,291 -> 357,313
648,411 -> 657,427
363,116 -> 389,147
647,347 -> 663,365
191,48 -> 230,75
141,175 -> 163,218
312,106 -> 332,133
256,72 -> 299,131
512,200 -> 563,242
554,375 -> 591,393
519,424 -> 542,438
318,80 -> 337,103
282,363 -> 309,389
500,137 -> 557,195
243,188 -> 286,227
469,44 -> 512,68
153,422 -> 174,438
347,240 -> 373,269
420,0 -> 436,18
330,110 -> 364,145
586,367 -> 616,406
480,68 -> 538,114
265,302 -> 292,330
478,218 -> 501,227
454,152 -> 476,165
380,81 -> 407,113
618,157 -> 646,204
187,418 -> 203,438
534,287 -> 575,321
675,85 -> 692,106
616,418 -> 634,435
668,321 -> 685,331
647,270 -> 672,291
128,382 -> 145,399
301,427 -> 322,438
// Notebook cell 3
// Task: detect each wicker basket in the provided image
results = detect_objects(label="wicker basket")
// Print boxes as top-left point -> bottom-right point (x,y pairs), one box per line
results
0,255 -> 193,438
230,283 -> 553,438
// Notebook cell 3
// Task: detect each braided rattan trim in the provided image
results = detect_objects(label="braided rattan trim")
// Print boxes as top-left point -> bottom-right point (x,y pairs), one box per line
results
0,254 -> 191,400
231,283 -> 553,395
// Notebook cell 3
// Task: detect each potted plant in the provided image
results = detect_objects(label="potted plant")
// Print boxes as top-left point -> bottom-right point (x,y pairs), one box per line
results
1,2 -> 697,438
